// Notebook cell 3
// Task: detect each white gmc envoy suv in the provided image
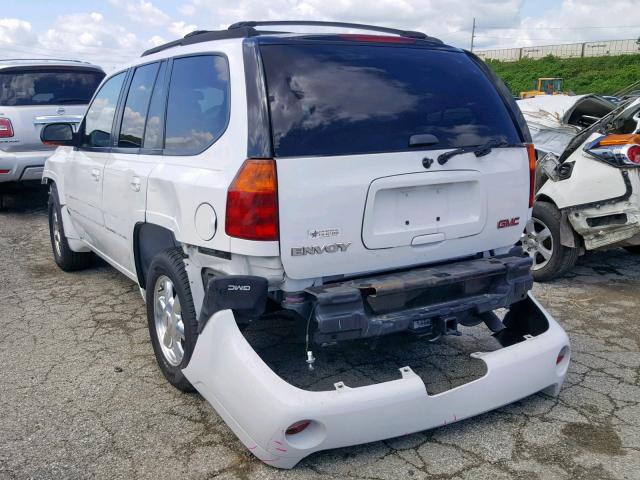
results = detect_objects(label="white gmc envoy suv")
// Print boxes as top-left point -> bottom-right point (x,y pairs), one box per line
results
41,21 -> 570,468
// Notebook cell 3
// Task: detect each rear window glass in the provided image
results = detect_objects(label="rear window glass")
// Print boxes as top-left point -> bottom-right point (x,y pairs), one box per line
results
0,69 -> 104,106
259,44 -> 521,157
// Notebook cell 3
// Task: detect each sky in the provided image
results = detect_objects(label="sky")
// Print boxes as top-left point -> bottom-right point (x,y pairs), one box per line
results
1,0 -> 639,70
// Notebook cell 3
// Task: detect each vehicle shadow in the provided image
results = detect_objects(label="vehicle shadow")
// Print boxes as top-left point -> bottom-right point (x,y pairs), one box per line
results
0,183 -> 49,213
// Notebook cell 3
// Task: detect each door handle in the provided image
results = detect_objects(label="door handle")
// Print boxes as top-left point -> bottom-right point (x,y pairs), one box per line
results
130,177 -> 141,192
90,168 -> 101,181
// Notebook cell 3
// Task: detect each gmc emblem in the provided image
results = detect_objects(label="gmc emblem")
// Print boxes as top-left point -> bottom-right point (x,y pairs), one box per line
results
497,217 -> 520,229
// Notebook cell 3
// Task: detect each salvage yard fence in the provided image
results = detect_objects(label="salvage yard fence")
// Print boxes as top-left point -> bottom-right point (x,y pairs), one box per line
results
475,38 -> 640,62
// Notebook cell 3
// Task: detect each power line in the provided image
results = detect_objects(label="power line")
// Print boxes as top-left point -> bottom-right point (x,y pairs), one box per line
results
477,25 -> 640,30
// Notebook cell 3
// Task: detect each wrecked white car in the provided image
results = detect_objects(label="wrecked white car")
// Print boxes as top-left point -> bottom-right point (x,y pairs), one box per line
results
519,95 -> 640,280
41,20 -> 571,468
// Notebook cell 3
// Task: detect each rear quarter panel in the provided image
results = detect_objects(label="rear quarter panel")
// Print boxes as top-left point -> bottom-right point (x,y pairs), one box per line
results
144,41 -> 278,257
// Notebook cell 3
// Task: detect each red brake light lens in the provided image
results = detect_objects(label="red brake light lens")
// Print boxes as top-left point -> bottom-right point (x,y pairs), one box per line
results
0,118 -> 14,138
526,143 -> 536,208
626,145 -> 640,164
285,420 -> 311,435
225,159 -> 279,241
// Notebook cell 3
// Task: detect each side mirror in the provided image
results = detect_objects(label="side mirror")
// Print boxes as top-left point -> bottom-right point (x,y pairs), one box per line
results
198,275 -> 268,332
41,123 -> 75,147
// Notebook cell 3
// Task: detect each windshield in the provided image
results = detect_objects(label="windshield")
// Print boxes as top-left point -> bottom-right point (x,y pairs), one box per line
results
0,68 -> 105,106
259,43 -> 521,157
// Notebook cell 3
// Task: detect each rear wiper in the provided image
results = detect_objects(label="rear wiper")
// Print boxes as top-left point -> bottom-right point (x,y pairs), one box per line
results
437,139 -> 510,165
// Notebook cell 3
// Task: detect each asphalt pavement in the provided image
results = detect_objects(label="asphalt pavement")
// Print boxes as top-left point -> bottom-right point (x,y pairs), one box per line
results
1,188 -> 639,479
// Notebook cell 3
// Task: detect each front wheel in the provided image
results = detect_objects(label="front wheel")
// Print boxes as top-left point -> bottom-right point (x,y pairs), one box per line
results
521,202 -> 579,282
48,184 -> 93,271
145,248 -> 199,392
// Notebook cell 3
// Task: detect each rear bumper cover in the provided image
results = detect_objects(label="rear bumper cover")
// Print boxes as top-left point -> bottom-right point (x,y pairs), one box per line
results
0,150 -> 52,183
183,292 -> 570,469
306,253 -> 533,343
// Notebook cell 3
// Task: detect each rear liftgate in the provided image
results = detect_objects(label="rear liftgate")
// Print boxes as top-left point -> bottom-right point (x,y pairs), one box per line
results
183,272 -> 571,469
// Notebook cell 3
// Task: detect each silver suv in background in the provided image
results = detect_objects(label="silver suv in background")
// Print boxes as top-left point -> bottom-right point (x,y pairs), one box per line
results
0,59 -> 104,207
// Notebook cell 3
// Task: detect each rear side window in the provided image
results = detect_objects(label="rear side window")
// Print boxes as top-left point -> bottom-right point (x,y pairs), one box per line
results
0,68 -> 104,106
164,55 -> 230,154
118,62 -> 160,148
81,72 -> 126,148
259,44 -> 521,157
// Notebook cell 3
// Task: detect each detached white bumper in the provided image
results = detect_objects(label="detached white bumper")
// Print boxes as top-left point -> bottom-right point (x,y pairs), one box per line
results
183,293 -> 570,469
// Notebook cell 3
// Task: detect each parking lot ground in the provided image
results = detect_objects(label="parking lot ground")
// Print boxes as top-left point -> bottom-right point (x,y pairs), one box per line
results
1,189 -> 639,480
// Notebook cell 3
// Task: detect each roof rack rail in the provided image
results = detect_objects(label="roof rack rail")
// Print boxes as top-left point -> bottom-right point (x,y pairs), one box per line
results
141,26 -> 260,57
141,20 -> 443,57
228,20 -> 439,41
0,58 -> 93,64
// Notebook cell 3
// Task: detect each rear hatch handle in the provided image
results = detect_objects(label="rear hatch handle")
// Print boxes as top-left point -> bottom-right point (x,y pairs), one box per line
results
409,133 -> 440,148
437,139 -> 517,165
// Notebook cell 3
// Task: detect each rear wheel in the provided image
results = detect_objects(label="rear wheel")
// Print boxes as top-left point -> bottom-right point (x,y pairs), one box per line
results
48,184 -> 93,271
145,248 -> 199,392
522,202 -> 579,282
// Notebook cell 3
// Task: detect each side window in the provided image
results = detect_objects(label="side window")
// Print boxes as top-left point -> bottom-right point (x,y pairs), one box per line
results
164,55 -> 230,154
118,62 -> 160,148
81,72 -> 125,148
143,62 -> 167,150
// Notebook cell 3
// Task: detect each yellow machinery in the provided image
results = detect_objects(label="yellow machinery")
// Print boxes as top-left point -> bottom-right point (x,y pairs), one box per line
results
520,78 -> 564,99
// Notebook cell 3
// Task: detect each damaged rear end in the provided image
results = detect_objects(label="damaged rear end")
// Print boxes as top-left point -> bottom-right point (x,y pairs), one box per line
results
535,99 -> 640,253
178,32 -> 571,467
183,281 -> 570,468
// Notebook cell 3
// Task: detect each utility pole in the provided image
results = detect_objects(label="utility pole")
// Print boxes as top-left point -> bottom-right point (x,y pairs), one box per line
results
470,17 -> 476,52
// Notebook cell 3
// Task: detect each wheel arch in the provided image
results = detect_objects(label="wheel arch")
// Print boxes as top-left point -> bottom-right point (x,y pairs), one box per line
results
134,223 -> 180,289
533,197 -> 580,249
534,193 -> 556,207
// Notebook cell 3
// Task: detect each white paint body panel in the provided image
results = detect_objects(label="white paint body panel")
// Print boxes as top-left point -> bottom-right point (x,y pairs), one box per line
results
277,148 -> 530,280
538,133 -> 627,209
183,292 -> 570,469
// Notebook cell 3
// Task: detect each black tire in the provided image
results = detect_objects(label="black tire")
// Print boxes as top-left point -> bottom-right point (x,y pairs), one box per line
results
145,248 -> 198,392
48,184 -> 93,271
527,202 -> 580,282
624,246 -> 640,254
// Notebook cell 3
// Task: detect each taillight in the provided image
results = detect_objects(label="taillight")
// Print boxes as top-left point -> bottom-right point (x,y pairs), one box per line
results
0,118 -> 13,138
626,145 -> 640,164
584,134 -> 640,168
526,143 -> 536,208
285,420 -> 311,435
225,159 -> 279,241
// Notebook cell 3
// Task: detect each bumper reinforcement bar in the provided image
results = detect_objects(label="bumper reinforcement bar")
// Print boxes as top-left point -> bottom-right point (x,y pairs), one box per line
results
305,253 -> 533,344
